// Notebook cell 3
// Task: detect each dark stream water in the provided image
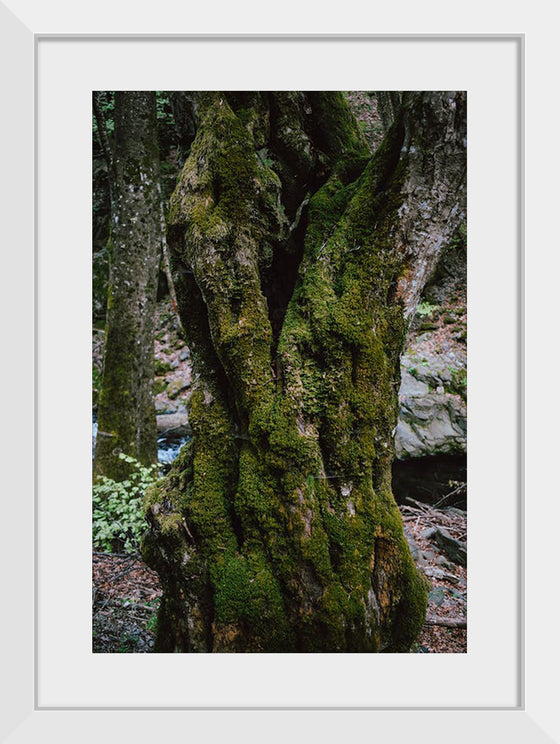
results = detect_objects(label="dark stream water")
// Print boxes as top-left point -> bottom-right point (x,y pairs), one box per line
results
92,418 -> 190,469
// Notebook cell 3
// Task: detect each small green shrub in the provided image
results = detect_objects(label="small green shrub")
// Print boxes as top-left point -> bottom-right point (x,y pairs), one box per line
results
416,301 -> 438,318
146,600 -> 160,635
92,454 -> 159,554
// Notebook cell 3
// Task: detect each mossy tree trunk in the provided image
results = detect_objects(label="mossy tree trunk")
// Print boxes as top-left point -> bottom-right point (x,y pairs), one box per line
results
94,92 -> 163,481
143,91 -> 466,652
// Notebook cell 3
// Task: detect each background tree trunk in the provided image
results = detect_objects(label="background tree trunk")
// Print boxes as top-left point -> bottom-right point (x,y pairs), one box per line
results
94,92 -> 163,481
143,91 -> 466,652
373,91 -> 402,133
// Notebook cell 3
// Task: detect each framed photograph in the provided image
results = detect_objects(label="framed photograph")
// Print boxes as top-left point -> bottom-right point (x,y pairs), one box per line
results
1,0 -> 554,740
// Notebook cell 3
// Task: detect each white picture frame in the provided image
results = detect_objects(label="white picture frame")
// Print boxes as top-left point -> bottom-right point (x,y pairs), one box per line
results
1,0 -> 555,740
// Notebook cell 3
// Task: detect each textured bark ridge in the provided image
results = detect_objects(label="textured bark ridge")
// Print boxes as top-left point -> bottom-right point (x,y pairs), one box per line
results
94,92 -> 163,480
143,91 -> 466,652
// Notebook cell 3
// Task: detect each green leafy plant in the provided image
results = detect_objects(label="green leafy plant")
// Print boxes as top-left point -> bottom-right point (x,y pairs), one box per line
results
257,148 -> 275,169
92,91 -> 115,137
416,301 -> 438,318
146,599 -> 160,635
156,91 -> 174,126
92,454 -> 159,554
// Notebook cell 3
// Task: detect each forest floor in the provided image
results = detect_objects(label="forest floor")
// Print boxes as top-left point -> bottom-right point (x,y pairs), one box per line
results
92,500 -> 466,654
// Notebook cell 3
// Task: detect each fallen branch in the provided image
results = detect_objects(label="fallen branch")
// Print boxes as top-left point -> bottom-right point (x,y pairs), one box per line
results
424,614 -> 466,629
404,497 -> 432,512
95,599 -> 159,614
433,482 -> 466,508
109,559 -> 141,584
123,602 -> 159,613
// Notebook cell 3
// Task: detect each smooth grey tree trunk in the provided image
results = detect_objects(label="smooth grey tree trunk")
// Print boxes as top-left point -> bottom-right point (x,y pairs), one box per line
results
94,92 -> 162,481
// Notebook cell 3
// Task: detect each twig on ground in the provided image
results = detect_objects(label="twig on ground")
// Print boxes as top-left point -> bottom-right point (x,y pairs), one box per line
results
424,614 -> 467,629
102,599 -> 158,613
405,497 -> 432,511
109,559 -> 141,584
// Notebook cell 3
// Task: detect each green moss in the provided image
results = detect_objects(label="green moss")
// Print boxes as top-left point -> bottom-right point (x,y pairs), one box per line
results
154,358 -> 174,375
448,366 -> 467,400
213,549 -> 294,651
144,93 -> 429,653
169,93 -> 286,240
387,554 -> 429,652
152,378 -> 167,396
306,91 -> 369,160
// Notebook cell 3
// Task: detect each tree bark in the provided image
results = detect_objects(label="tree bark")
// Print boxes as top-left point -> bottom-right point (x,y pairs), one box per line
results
372,91 -> 402,134
143,91 -> 466,652
168,91 -> 200,156
94,92 -> 163,481
92,91 -> 115,204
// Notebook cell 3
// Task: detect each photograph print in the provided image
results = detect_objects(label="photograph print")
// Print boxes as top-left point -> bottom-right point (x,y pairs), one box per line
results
92,91 -> 467,654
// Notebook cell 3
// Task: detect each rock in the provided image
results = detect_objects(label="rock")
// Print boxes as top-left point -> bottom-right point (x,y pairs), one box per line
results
393,420 -> 425,458
155,397 -> 175,413
395,339 -> 466,459
395,386 -> 466,459
400,369 -> 431,397
156,411 -> 191,437
167,378 -> 189,399
404,530 -> 426,565
428,526 -> 467,567
423,565 -> 459,584
428,587 -> 446,607
421,549 -> 438,563
435,556 -> 456,570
